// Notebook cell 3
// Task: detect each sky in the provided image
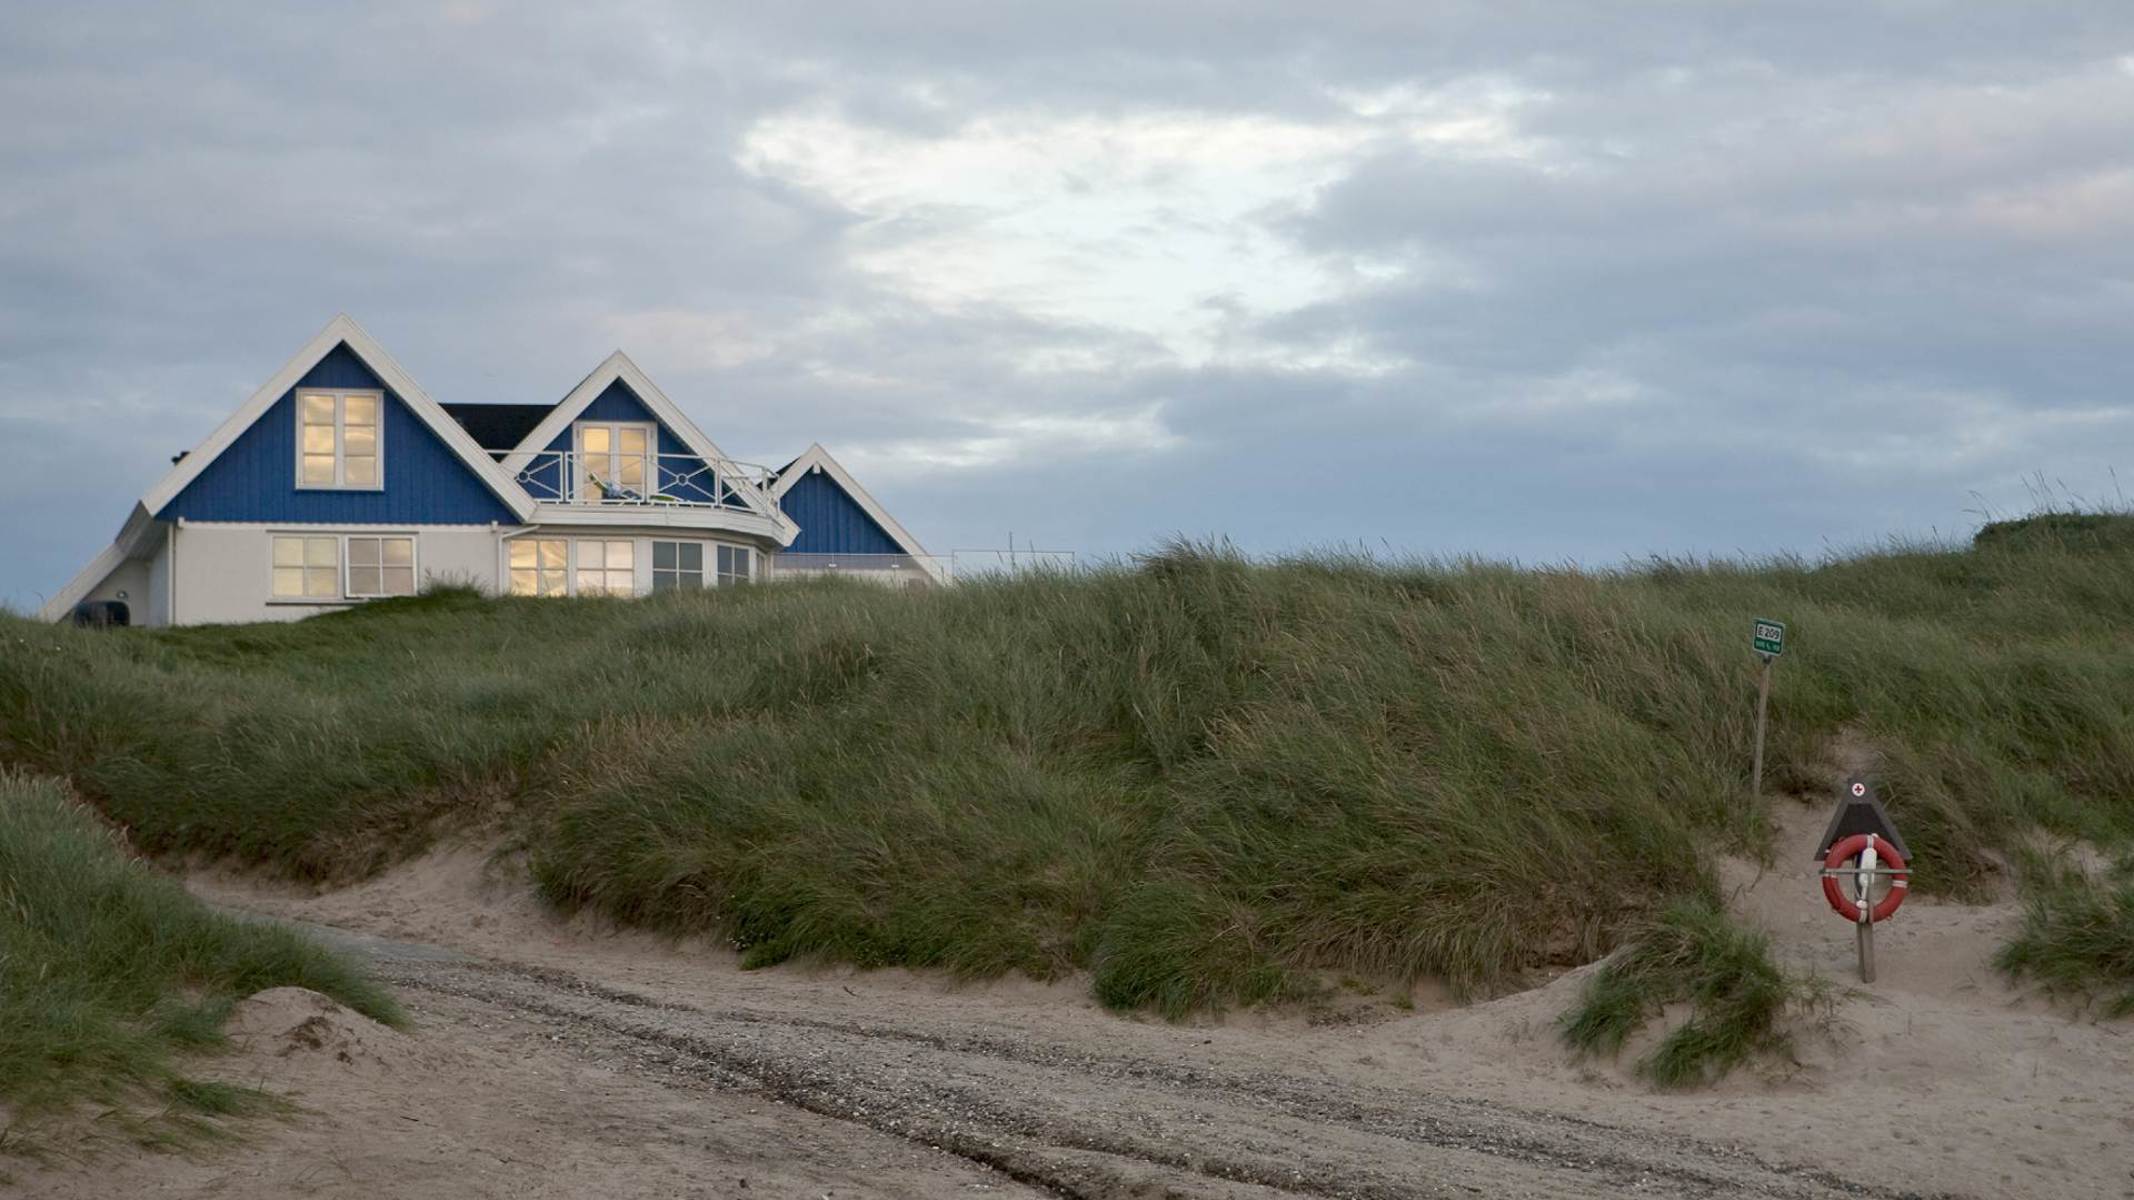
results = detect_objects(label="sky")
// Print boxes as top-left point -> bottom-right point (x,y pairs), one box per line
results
4,2 -> 2133,608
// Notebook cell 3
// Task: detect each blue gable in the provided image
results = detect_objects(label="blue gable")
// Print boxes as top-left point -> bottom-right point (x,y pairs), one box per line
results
157,343 -> 519,524
533,379 -> 725,505
782,469 -> 904,555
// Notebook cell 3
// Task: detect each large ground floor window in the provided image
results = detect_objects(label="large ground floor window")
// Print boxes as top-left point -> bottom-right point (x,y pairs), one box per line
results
717,544 -> 754,585
511,537 -> 760,597
272,533 -> 415,601
574,539 -> 635,596
347,536 -> 416,598
652,540 -> 704,590
508,538 -> 568,597
271,535 -> 340,599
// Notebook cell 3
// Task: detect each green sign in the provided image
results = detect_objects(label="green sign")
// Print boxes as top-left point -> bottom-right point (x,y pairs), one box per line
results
1753,618 -> 1786,657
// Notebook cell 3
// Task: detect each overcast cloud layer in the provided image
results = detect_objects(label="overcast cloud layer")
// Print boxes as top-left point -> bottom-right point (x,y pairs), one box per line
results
5,2 -> 2133,607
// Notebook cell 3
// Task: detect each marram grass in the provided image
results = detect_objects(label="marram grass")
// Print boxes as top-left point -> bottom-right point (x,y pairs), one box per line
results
0,771 -> 398,1157
1560,897 -> 1831,1086
3,520 -> 2132,1025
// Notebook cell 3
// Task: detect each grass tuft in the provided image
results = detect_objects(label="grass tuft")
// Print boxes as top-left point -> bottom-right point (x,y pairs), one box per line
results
1995,851 -> 2134,1016
1561,898 -> 1823,1086
0,771 -> 396,1153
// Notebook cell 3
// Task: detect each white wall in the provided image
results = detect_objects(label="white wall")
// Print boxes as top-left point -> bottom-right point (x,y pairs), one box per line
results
148,522 -> 786,625
77,557 -> 154,624
167,523 -> 503,626
145,534 -> 172,627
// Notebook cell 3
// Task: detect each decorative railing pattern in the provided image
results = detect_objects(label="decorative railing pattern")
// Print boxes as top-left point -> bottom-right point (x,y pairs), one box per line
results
501,450 -> 774,512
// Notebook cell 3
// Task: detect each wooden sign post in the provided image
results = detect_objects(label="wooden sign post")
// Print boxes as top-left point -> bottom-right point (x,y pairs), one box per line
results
1749,618 -> 1785,797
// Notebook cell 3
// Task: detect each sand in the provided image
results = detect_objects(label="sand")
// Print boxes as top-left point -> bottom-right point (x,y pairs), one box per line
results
14,976 -> 1038,1199
15,808 -> 2134,1199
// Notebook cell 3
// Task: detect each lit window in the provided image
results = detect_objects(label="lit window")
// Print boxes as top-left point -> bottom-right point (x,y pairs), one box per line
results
347,537 -> 416,597
271,536 -> 340,598
508,539 -> 568,597
575,423 -> 652,501
297,391 -> 382,489
651,541 -> 704,591
716,545 -> 753,586
575,540 -> 634,596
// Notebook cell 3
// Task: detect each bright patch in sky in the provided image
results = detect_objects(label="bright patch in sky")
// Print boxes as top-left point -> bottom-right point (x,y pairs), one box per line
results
738,82 -> 1544,371
857,404 -> 1182,476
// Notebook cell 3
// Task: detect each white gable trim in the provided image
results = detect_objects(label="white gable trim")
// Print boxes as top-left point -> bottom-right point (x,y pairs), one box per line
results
768,443 -> 931,558
498,351 -> 796,539
137,315 -> 537,523
38,504 -> 162,621
38,539 -> 130,622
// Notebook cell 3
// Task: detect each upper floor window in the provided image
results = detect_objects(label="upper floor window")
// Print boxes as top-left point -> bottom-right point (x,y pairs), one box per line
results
575,422 -> 652,501
298,390 -> 382,489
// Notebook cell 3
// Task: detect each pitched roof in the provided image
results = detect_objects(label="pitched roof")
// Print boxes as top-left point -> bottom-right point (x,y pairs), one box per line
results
40,493 -> 175,620
499,351 -> 797,540
768,443 -> 931,558
139,314 -> 537,522
441,403 -> 556,455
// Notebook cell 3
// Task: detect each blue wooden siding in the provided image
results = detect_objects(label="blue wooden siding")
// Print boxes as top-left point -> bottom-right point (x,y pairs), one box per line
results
781,469 -> 903,555
157,343 -> 520,524
538,380 -> 724,504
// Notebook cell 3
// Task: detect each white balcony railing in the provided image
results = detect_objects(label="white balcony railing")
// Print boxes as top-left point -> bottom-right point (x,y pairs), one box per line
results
945,548 -> 1079,576
769,550 -> 1077,587
502,449 -> 774,512
773,553 -> 953,586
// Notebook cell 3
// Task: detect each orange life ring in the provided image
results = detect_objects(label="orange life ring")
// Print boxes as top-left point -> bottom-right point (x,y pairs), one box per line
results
1822,833 -> 1908,922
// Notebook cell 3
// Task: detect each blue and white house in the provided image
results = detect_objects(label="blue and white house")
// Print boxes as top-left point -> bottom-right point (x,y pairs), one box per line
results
43,315 -> 943,626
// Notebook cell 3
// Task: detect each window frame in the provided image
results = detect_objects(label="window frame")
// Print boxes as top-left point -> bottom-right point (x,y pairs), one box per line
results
268,531 -> 419,603
507,537 -> 571,598
270,534 -> 343,601
573,538 -> 637,597
650,540 -> 706,592
572,421 -> 657,502
293,389 -> 386,491
715,543 -> 755,586
344,535 -> 419,599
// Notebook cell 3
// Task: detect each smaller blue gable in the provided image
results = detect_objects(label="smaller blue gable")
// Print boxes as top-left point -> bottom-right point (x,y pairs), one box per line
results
781,468 -> 905,555
158,343 -> 520,525
534,379 -> 726,504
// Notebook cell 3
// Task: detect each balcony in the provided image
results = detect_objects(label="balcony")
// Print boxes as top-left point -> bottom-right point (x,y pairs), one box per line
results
770,549 -> 1076,588
502,449 -> 774,511
773,552 -> 953,587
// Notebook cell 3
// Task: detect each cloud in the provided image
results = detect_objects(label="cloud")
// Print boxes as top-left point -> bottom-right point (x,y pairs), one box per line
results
4,1 -> 2134,610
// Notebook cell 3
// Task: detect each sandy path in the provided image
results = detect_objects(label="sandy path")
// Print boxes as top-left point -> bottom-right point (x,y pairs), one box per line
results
21,812 -> 2133,1200
376,947 -> 1906,1199
16,967 -> 1036,1200
43,920 -> 1922,1200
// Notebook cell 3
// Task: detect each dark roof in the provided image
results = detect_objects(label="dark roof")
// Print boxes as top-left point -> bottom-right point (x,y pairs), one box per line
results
440,403 -> 555,454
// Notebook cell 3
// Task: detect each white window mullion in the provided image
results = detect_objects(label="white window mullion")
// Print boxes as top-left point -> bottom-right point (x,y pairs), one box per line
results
295,389 -> 383,491
508,538 -> 569,596
574,538 -> 635,596
271,534 -> 343,599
